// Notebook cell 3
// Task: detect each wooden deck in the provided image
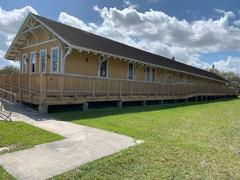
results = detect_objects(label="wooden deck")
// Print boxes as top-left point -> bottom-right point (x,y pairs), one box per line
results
0,73 -> 238,108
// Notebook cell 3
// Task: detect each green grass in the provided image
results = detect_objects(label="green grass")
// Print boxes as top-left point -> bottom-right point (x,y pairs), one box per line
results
0,121 -> 64,179
51,99 -> 240,179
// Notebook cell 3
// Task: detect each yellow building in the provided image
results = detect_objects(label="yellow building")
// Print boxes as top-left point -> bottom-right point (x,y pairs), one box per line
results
1,13 -> 238,113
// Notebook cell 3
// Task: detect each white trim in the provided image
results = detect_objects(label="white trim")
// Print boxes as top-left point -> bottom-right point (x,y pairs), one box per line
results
39,49 -> 47,73
30,51 -> 37,74
5,13 -> 226,84
22,39 -> 57,50
70,44 -> 226,84
61,47 -> 72,73
51,47 -> 60,73
31,13 -> 226,83
22,24 -> 42,34
127,62 -> 134,80
151,68 -> 156,82
145,67 -> 151,82
22,53 -> 28,74
30,14 -> 70,47
98,55 -> 108,78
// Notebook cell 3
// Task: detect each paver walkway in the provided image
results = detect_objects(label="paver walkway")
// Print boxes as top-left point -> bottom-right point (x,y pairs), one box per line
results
0,103 -> 141,180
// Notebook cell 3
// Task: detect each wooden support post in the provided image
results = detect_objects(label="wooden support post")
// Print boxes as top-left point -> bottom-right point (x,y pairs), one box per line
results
82,102 -> 88,111
29,74 -> 32,102
130,81 -> 133,97
93,79 -> 96,99
38,104 -> 48,115
147,82 -> 150,98
116,101 -> 122,108
107,79 -> 110,97
159,100 -> 163,105
40,73 -> 43,105
75,77 -> 78,99
60,75 -> 64,99
119,80 -> 122,98
18,74 -> 21,102
141,100 -> 146,107
10,74 -> 12,92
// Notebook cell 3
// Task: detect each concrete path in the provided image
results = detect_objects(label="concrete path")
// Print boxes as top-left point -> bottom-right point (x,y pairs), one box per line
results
0,103 -> 142,180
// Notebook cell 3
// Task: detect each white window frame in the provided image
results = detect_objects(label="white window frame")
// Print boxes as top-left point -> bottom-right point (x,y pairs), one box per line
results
145,67 -> 151,82
39,49 -> 47,73
98,56 -> 108,78
30,51 -> 37,74
152,68 -> 156,82
128,62 -> 134,80
22,53 -> 28,74
51,47 -> 59,73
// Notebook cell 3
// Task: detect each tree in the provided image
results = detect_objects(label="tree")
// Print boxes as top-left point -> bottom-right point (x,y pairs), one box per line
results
0,65 -> 19,74
208,65 -> 240,84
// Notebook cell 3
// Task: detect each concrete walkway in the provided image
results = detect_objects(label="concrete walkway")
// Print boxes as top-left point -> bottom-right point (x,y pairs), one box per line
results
0,104 -> 142,180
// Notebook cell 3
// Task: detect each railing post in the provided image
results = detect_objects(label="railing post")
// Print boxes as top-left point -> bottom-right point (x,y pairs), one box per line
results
147,82 -> 150,98
18,73 -> 21,102
60,75 -> 64,99
130,81 -> 133,97
93,79 -> 96,99
139,82 -> 142,97
107,79 -> 110,97
75,77 -> 78,99
10,74 -> 12,92
29,74 -> 31,101
119,80 -> 122,98
40,73 -> 43,105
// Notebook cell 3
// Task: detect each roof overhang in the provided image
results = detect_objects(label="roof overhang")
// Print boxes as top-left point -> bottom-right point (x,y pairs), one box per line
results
5,13 -> 228,84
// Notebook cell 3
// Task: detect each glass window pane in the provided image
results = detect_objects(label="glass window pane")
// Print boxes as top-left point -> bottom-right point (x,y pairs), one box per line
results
31,53 -> 36,73
152,69 -> 155,82
128,63 -> 133,79
51,48 -> 59,73
100,60 -> 107,77
40,51 -> 46,72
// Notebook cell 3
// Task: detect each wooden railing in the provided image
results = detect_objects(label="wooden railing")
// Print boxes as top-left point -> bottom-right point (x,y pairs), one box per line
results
0,73 -> 238,105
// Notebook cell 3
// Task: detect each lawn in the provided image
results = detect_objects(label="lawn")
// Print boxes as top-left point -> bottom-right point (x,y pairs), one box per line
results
51,99 -> 240,179
0,121 -> 63,179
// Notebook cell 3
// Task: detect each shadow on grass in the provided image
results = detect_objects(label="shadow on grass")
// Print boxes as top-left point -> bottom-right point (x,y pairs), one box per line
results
50,98 -> 238,122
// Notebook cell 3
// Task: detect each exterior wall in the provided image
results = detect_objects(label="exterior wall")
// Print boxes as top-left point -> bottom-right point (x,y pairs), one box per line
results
17,25 -> 226,89
21,40 -> 60,74
64,50 -> 225,87
65,50 -> 98,76
108,58 -> 128,79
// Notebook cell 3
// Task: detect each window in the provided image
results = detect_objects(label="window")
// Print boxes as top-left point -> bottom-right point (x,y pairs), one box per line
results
187,75 -> 190,83
22,54 -> 28,73
145,67 -> 150,81
99,56 -> 108,77
152,68 -> 156,82
128,63 -> 134,79
168,76 -> 172,83
40,49 -> 47,73
31,52 -> 37,73
51,47 -> 59,73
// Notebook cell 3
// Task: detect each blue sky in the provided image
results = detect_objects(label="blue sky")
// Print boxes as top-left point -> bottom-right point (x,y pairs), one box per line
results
0,0 -> 240,73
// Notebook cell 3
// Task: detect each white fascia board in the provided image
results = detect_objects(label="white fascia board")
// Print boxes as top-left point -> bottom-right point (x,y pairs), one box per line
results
69,44 -> 226,83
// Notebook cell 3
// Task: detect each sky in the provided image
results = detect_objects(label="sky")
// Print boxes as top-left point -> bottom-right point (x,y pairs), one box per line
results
0,0 -> 240,74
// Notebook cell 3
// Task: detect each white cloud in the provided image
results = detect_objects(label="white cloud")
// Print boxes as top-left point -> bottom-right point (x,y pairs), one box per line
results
1,5 -> 239,75
0,6 -> 37,68
214,56 -> 240,75
58,7 -> 240,73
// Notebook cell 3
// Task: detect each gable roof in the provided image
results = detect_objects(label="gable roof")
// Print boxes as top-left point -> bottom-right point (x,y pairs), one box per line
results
6,13 -> 228,82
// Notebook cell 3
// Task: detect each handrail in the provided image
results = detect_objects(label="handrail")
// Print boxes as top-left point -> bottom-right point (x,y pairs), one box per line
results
0,88 -> 16,105
0,88 -> 16,122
